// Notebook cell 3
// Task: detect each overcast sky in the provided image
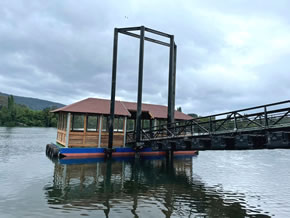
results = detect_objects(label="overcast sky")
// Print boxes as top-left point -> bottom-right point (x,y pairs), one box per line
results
1,0 -> 290,115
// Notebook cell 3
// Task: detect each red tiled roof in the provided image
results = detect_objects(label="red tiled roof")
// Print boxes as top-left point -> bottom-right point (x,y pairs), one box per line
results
51,98 -> 130,116
52,98 -> 192,120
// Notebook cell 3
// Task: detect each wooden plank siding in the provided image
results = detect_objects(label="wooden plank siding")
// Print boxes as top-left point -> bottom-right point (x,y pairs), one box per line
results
57,129 -> 66,146
67,131 -> 125,148
56,113 -> 170,148
100,132 -> 124,147
68,131 -> 98,147
56,113 -> 126,148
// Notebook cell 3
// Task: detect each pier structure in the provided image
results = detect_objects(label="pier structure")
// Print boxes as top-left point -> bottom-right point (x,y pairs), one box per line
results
108,26 -> 290,153
47,26 -> 290,160
127,100 -> 290,151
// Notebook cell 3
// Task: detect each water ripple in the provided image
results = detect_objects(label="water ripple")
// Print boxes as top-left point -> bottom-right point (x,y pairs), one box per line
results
1,128 -> 290,217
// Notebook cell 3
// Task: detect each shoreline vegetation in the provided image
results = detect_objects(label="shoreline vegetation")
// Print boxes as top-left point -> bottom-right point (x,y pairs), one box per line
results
0,96 -> 204,128
0,95 -> 57,127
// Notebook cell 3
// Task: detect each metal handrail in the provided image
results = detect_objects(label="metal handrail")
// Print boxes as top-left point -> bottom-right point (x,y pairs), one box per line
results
126,100 -> 290,143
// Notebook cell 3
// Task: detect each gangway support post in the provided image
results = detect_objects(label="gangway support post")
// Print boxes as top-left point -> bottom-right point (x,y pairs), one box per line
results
168,36 -> 175,125
136,26 -> 145,142
108,28 -> 119,153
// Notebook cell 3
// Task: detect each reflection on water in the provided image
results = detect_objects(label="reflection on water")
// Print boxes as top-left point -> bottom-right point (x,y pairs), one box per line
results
1,128 -> 289,217
44,158 -> 270,217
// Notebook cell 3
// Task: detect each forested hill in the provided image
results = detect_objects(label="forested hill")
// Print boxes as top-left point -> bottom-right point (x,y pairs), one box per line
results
0,92 -> 65,110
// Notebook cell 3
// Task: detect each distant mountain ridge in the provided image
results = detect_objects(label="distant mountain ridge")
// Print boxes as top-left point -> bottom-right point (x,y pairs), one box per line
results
0,92 -> 65,110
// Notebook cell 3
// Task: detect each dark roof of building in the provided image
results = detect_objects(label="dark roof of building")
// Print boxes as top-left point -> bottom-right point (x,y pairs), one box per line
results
52,98 -> 192,120
122,101 -> 191,120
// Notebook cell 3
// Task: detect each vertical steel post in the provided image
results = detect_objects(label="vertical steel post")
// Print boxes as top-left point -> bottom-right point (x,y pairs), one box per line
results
173,43 -> 177,119
264,106 -> 269,127
136,26 -> 145,142
167,36 -> 175,125
108,28 -> 119,150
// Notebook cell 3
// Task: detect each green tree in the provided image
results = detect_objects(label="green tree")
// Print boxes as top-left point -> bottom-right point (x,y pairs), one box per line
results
0,95 -> 58,127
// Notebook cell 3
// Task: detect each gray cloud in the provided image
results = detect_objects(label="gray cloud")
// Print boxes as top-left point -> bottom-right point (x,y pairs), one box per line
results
0,0 -> 290,116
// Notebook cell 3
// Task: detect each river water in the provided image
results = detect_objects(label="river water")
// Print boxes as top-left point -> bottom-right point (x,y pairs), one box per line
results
0,127 -> 290,218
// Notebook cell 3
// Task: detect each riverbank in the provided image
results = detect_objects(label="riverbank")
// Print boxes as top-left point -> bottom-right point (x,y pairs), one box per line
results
0,96 -> 57,128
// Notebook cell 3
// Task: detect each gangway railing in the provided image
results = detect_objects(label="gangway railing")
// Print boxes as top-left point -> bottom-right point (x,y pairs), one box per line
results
126,100 -> 290,144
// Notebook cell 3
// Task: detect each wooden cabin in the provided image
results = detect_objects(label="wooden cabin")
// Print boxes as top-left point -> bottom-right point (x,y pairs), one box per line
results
52,98 -> 192,148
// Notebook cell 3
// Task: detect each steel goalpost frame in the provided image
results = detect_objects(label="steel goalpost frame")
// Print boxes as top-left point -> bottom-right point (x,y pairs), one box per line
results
108,26 -> 177,152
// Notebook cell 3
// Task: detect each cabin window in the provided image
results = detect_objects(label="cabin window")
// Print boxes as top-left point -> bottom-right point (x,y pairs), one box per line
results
87,115 -> 99,132
57,113 -> 61,129
59,113 -> 63,130
114,117 -> 124,132
72,114 -> 84,131
118,117 -> 124,131
178,121 -> 185,126
101,116 -> 124,132
102,116 -> 108,131
58,113 -> 67,131
127,119 -> 135,131
142,119 -> 150,129
158,120 -> 167,129
63,114 -> 67,130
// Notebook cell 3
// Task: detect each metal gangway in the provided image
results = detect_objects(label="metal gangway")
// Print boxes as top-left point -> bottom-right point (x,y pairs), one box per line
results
126,100 -> 290,150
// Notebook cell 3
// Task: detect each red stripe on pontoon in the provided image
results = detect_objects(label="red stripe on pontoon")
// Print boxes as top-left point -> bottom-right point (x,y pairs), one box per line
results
139,151 -> 166,156
63,153 -> 105,157
173,151 -> 197,155
112,152 -> 135,157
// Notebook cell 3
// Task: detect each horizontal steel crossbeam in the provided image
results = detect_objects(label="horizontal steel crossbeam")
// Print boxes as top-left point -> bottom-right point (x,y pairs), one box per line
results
119,30 -> 170,47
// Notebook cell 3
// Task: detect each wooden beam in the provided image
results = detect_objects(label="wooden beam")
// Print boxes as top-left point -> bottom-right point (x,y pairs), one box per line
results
123,117 -> 127,147
98,115 -> 103,148
65,113 -> 71,147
